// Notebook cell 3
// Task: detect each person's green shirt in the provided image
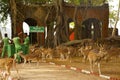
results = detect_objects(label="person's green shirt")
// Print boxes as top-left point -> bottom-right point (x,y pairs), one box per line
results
13,36 -> 22,63
3,37 -> 9,46
13,37 -> 22,52
1,37 -> 9,58
23,36 -> 29,54
24,36 -> 29,46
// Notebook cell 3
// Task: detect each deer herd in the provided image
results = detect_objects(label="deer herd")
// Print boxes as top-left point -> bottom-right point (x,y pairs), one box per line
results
0,39 -> 120,80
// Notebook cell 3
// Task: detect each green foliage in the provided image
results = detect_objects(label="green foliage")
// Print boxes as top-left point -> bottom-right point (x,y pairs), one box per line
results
108,0 -> 119,26
109,11 -> 117,21
16,0 -> 52,4
0,0 -> 118,25
65,0 -> 83,5
0,0 -> 8,3
0,0 -> 9,22
92,0 -> 104,6
0,0 -> 52,22
64,0 -> 106,6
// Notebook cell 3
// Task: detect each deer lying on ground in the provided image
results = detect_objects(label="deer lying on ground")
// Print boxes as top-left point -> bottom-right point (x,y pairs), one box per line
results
104,47 -> 120,62
0,58 -> 20,80
40,48 -> 53,61
56,45 -> 69,60
56,45 -> 76,62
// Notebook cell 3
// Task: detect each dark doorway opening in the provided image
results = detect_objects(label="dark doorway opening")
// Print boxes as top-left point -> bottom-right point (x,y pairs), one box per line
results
24,18 -> 37,44
82,18 -> 102,40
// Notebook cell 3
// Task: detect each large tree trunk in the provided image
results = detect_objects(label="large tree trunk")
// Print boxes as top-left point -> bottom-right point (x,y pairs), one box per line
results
55,0 -> 69,44
44,6 -> 56,48
44,0 -> 66,48
44,0 -> 69,47
9,0 -> 17,38
73,6 -> 78,40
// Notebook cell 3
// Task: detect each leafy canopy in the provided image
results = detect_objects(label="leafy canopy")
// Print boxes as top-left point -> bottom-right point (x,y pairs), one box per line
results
0,0 -> 117,23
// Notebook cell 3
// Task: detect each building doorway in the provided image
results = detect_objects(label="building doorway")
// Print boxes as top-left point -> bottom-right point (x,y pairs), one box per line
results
23,18 -> 37,44
82,18 -> 102,40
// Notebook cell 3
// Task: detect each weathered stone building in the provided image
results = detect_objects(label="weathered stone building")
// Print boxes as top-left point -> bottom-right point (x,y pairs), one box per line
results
14,2 -> 109,46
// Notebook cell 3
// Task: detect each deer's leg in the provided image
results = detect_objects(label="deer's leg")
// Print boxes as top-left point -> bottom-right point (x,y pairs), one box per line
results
13,61 -> 20,79
28,59 -> 32,66
46,53 -> 51,59
23,59 -> 27,66
49,54 -> 53,59
68,53 -> 72,63
5,65 -> 11,80
6,66 -> 10,75
60,53 -> 64,60
14,53 -> 17,61
66,54 -> 69,60
82,55 -> 86,62
48,53 -> 53,59
42,53 -> 45,62
98,63 -> 101,75
90,61 -> 94,73
37,59 -> 39,67
66,51 -> 70,60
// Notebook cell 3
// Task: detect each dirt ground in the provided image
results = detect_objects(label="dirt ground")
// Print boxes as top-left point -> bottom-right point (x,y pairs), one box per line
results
46,56 -> 120,79
2,62 -> 108,80
0,47 -> 120,79
0,57 -> 119,80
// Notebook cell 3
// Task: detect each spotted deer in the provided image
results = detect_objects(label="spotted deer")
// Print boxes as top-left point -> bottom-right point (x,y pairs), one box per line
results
87,44 -> 109,75
56,45 -> 76,62
0,58 -> 20,80
16,50 -> 41,66
56,45 -> 69,60
79,45 -> 93,62
40,47 -> 53,62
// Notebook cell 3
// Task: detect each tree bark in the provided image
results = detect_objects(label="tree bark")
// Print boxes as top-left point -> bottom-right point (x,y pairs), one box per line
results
54,0 -> 69,46
9,0 -> 17,37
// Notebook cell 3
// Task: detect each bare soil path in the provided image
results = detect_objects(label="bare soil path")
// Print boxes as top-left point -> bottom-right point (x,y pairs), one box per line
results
47,57 -> 120,79
11,62 -> 107,80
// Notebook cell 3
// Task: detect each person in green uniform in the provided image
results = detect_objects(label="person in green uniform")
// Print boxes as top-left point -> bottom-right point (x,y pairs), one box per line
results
1,33 -> 10,58
23,33 -> 29,55
13,33 -> 22,63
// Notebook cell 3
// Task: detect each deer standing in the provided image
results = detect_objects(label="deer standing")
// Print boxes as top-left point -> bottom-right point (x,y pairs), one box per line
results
0,58 -> 20,80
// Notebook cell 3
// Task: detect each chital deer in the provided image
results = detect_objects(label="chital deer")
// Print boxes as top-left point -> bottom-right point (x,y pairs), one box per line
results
16,50 -> 41,66
0,58 -> 20,80
79,45 -> 93,62
104,47 -> 120,62
88,45 -> 107,75
40,48 -> 53,61
56,46 -> 69,60
67,46 -> 77,62
56,45 -> 76,62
